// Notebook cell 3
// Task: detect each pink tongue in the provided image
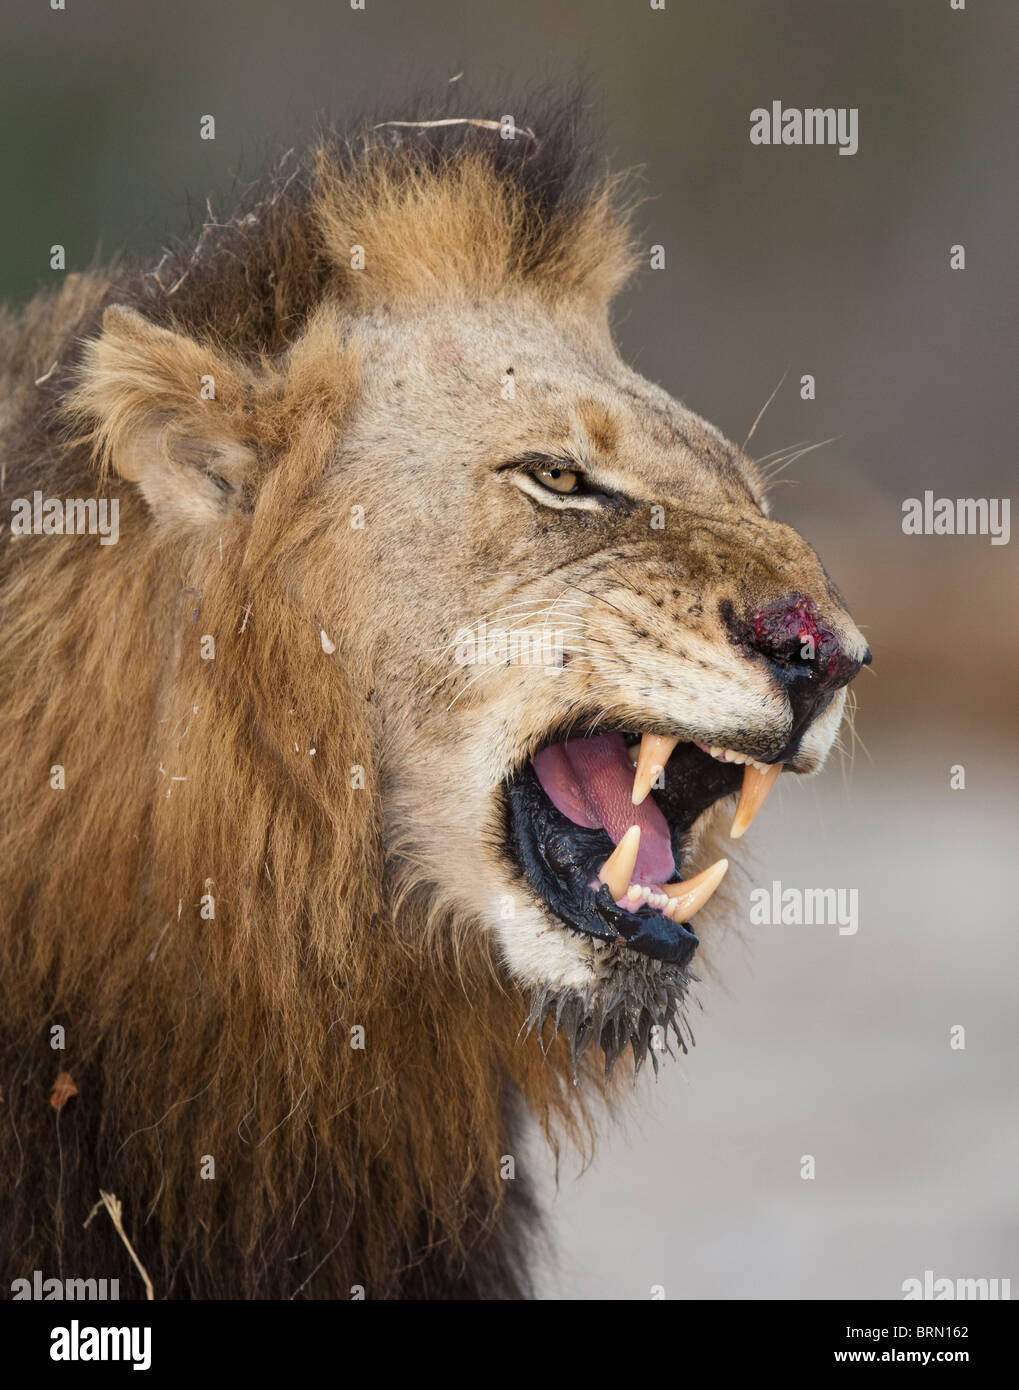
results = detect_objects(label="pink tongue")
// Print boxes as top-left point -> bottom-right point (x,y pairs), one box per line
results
532,732 -> 676,886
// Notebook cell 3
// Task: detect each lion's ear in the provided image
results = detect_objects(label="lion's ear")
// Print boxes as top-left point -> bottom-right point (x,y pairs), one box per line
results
71,305 -> 262,528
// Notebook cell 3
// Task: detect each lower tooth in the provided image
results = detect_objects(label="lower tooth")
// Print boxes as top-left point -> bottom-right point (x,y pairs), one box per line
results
662,858 -> 729,919
598,825 -> 642,900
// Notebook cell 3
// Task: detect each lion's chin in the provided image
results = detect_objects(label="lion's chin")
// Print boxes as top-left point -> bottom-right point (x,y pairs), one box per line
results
522,943 -> 698,1076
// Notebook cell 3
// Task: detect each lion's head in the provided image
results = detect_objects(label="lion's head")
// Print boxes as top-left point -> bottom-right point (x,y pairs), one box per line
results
0,100 -> 875,1298
68,111 -> 867,1071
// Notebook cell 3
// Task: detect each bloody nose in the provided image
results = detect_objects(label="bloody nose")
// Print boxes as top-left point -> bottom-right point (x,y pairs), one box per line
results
749,595 -> 866,693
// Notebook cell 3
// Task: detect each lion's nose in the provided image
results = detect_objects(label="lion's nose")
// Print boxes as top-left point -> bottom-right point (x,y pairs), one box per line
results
748,594 -> 868,693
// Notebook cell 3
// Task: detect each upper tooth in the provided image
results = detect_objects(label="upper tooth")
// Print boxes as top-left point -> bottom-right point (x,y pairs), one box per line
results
631,733 -> 680,805
730,762 -> 783,838
598,825 -> 642,900
705,744 -> 772,772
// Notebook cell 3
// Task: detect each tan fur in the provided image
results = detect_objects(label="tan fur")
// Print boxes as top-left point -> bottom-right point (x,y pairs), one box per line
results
0,112 -> 864,1298
314,147 -> 635,314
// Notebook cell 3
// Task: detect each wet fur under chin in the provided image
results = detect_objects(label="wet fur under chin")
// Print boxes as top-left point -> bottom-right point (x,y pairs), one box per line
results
526,948 -> 698,1077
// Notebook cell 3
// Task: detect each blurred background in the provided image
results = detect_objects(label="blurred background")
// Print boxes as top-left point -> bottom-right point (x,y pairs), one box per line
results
2,0 -> 1015,1298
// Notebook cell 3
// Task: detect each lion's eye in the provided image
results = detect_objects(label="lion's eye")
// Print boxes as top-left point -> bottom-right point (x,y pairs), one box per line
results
532,465 -> 580,495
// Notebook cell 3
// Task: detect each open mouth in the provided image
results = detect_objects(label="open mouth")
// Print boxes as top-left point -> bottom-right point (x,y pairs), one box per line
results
505,729 -> 783,968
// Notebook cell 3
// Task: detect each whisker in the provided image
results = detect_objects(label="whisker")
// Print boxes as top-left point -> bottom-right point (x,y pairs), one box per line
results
760,435 -> 841,481
742,370 -> 788,452
753,439 -> 810,466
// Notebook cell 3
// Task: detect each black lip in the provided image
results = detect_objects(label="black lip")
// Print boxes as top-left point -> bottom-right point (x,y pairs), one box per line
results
504,739 -> 743,966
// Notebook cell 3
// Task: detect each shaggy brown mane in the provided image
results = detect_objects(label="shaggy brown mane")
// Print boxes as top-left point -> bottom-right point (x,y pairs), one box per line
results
0,97 -> 646,1299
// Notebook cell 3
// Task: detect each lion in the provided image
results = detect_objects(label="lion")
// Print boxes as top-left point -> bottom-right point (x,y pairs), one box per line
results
0,100 -> 868,1299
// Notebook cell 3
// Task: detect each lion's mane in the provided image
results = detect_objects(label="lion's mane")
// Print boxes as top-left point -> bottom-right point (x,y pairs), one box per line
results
0,95 -> 655,1300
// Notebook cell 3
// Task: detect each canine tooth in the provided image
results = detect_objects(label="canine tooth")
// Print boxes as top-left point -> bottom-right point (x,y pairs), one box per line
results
662,859 -> 729,919
730,762 -> 783,839
598,825 -> 641,900
631,733 -> 680,805
626,884 -> 643,902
